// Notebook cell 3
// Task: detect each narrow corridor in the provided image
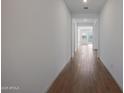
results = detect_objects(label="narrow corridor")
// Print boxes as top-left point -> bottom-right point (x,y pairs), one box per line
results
2,0 -> 123,93
47,45 -> 122,93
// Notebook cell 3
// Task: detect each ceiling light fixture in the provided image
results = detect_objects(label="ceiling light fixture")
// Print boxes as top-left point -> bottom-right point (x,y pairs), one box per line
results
83,0 -> 87,3
84,7 -> 88,9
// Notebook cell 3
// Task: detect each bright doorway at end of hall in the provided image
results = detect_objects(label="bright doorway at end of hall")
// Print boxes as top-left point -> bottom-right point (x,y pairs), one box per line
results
78,26 -> 93,47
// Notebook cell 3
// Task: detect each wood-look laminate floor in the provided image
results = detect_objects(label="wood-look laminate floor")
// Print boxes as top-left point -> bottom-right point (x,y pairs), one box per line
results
47,45 -> 122,93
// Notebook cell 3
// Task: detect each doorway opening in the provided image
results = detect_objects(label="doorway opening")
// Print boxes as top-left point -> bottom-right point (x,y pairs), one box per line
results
78,26 -> 93,48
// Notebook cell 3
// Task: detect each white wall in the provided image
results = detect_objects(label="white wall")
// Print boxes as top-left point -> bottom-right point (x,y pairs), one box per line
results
72,13 -> 99,19
71,19 -> 75,57
99,0 -> 123,89
74,22 -> 78,51
71,19 -> 78,56
93,19 -> 99,50
2,0 -> 72,93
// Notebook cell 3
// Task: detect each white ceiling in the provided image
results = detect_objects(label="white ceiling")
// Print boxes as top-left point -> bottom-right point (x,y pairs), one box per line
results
64,0 -> 107,14
78,26 -> 93,32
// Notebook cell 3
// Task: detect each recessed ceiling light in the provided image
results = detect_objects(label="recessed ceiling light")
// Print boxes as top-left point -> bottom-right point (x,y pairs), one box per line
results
83,0 -> 87,3
84,7 -> 88,9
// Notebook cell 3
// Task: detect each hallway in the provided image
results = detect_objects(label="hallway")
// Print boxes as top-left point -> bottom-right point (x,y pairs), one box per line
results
48,45 -> 122,93
2,0 -> 123,93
